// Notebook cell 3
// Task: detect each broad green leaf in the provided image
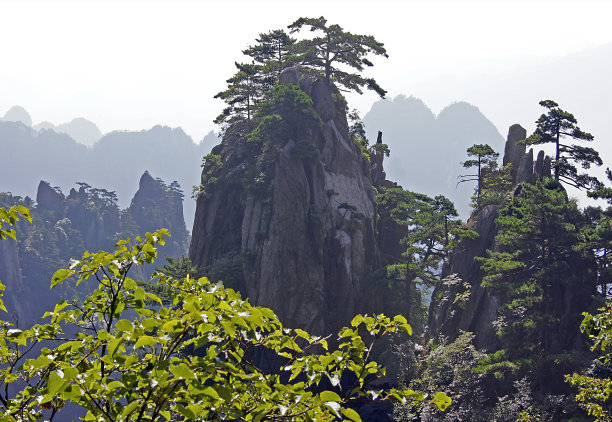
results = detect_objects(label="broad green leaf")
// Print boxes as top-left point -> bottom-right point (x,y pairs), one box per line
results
47,370 -> 65,396
108,380 -> 125,391
393,315 -> 407,324
320,390 -> 342,402
134,335 -> 157,349
170,363 -> 195,380
121,400 -> 140,418
351,315 -> 364,327
341,407 -> 362,422
176,404 -> 196,419
432,391 -> 452,411
115,319 -> 133,332
202,386 -> 219,400
51,269 -> 75,288
325,401 -> 342,418
400,323 -> 412,336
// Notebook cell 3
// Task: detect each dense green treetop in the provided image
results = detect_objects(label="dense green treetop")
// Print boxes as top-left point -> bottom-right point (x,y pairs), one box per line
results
214,62 -> 263,127
215,17 -> 389,130
288,16 -> 388,97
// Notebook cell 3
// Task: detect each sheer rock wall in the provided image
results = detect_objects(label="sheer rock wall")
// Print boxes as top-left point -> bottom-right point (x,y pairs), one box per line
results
190,75 -> 382,335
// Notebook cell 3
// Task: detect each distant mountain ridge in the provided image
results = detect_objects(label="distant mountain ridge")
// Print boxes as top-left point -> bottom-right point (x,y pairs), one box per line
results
2,97 -> 505,224
0,120 -> 218,228
363,95 -> 505,217
1,105 -> 102,146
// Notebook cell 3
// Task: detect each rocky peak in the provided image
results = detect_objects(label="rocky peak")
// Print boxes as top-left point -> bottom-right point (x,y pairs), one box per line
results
128,171 -> 188,261
503,124 -> 526,181
190,78 -> 381,335
36,180 -> 65,213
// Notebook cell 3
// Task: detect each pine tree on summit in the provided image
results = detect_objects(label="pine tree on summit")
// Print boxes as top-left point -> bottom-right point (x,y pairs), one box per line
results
525,100 -> 602,190
288,16 -> 389,97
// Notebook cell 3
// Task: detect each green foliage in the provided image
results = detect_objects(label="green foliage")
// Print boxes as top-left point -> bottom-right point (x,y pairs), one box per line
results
193,153 -> 223,198
251,83 -> 322,141
376,187 -> 475,330
0,205 -> 32,313
524,100 -> 602,190
0,222 -> 450,420
589,168 -> 612,204
214,62 -> 263,127
577,206 -> 612,297
288,16 -> 388,97
473,163 -> 514,210
348,109 -> 371,160
0,205 -> 31,243
393,332 -> 489,421
567,372 -> 612,421
477,179 -> 594,373
379,187 -> 475,286
566,305 -> 612,421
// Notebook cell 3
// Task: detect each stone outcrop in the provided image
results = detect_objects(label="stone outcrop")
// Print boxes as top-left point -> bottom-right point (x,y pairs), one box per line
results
127,171 -> 189,263
503,124 -> 526,181
37,181 -> 65,213
517,147 -> 534,183
427,203 -> 502,350
190,74 -> 382,335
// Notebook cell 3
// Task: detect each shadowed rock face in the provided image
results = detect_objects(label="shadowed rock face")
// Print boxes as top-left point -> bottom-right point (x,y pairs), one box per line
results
0,237 -> 30,328
190,76 -> 381,335
37,181 -> 65,214
127,171 -> 189,264
503,124 -> 526,181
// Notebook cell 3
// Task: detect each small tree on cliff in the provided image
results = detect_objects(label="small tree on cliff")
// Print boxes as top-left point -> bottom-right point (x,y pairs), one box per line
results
288,16 -> 389,97
214,62 -> 264,128
524,100 -> 602,190
377,187 -> 476,325
458,144 -> 499,209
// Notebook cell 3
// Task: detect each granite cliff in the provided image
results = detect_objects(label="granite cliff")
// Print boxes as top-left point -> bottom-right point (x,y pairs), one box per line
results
190,69 -> 388,335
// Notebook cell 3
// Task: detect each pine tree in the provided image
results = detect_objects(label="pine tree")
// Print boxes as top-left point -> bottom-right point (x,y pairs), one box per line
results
288,16 -> 388,97
214,62 -> 263,128
243,29 -> 296,88
525,100 -> 602,190
458,144 -> 499,209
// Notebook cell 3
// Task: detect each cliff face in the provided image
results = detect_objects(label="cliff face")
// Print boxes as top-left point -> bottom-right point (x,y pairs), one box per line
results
0,236 -> 31,327
190,72 -> 381,334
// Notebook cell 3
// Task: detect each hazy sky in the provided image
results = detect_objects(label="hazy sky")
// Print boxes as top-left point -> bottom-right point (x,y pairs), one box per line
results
1,0 -> 611,143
